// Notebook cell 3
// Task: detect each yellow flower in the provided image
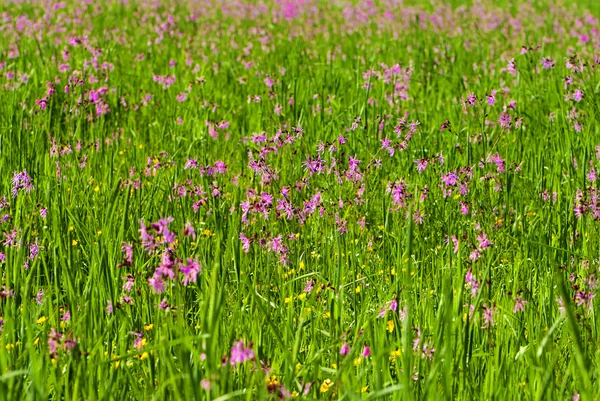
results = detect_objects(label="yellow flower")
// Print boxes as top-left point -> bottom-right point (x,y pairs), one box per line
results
284,296 -> 293,304
291,391 -> 299,398
94,186 -> 100,192
72,239 -> 78,246
298,293 -> 306,301
320,379 -> 333,393
36,316 -> 48,325
354,357 -> 363,366
144,324 -> 154,331
33,338 -> 40,346
266,375 -> 280,387
114,361 -> 120,369
299,261 -> 305,270
355,286 -> 361,294
139,352 -> 149,361
5,344 -> 15,350
361,386 -> 369,393
386,320 -> 395,333
322,312 -> 330,319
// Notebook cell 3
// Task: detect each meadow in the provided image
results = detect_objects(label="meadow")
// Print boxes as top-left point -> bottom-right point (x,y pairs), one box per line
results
0,0 -> 600,399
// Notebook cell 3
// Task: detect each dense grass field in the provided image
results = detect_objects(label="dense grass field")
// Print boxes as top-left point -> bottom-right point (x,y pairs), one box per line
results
1,0 -> 600,399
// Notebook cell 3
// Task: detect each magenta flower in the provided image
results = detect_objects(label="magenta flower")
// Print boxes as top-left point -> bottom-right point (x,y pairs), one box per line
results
230,340 -> 255,365
465,270 -> 480,297
11,170 -> 35,197
476,232 -> 493,250
340,342 -> 350,355
513,296 -> 527,313
148,277 -> 166,294
541,57 -> 555,69
121,242 -> 133,265
159,298 -> 169,309
180,258 -> 201,286
183,221 -> 196,239
481,304 -> 495,329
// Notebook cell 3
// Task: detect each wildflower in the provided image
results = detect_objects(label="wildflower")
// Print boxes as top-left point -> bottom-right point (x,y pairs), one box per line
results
486,90 -> 496,106
556,297 -> 566,314
230,340 -> 255,365
130,332 -> 145,350
148,277 -> 166,294
362,346 -> 371,358
320,379 -> 333,393
513,296 -> 527,313
378,298 -> 398,317
477,232 -> 493,250
159,298 -> 169,309
481,304 -> 495,329
340,343 -> 350,355
422,343 -> 435,360
121,242 -> 133,266
180,258 -> 201,286
466,92 -> 477,107
541,57 -> 555,69
506,59 -> 517,75
201,378 -> 211,390
139,220 -> 157,253
122,275 -> 135,292
386,320 -> 395,333
413,327 -> 421,350
239,232 -> 251,253
11,170 -> 35,197
574,291 -> 595,310
465,270 -> 480,297
29,241 -> 39,260
414,158 -> 428,173
498,112 -> 511,129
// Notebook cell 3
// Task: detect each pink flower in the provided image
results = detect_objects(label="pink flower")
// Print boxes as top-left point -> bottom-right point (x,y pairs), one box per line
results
340,342 -> 350,355
230,340 -> 255,365
180,258 -> 201,286
513,296 -> 527,313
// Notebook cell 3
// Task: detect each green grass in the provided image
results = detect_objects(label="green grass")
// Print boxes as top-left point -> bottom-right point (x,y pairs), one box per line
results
0,0 -> 599,400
